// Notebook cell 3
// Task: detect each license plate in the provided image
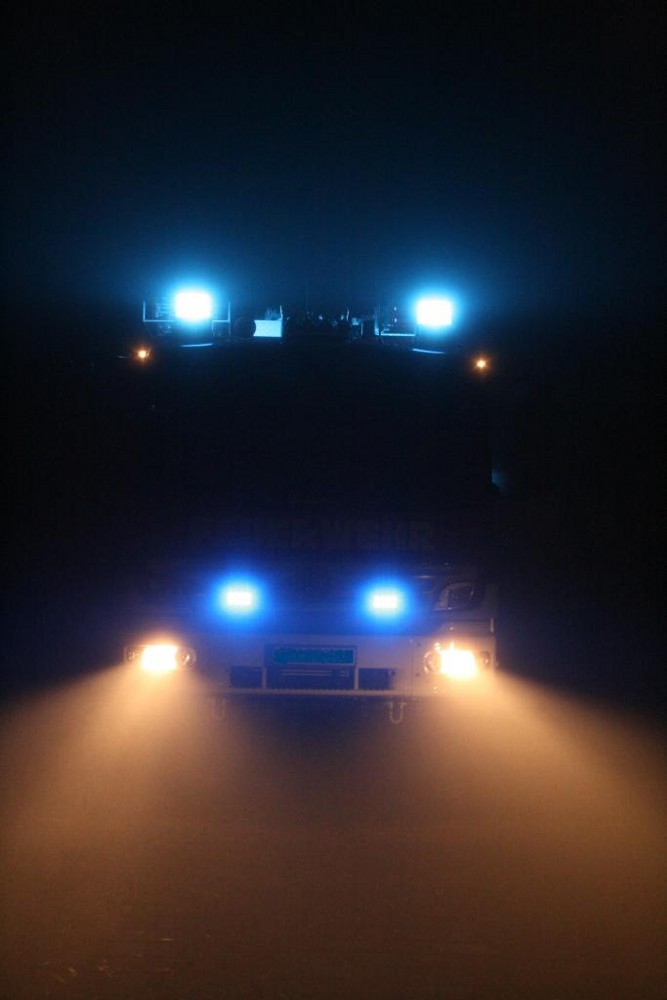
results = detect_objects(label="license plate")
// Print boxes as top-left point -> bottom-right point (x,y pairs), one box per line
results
266,645 -> 356,667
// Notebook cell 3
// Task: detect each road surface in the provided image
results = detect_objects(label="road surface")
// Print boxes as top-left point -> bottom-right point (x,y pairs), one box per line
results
1,666 -> 665,999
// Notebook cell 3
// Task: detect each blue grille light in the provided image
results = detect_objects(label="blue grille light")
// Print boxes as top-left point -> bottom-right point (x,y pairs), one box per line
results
219,582 -> 261,615
366,586 -> 406,617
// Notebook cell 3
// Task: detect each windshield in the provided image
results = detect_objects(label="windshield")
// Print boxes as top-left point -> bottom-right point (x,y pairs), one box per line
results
124,344 -> 492,528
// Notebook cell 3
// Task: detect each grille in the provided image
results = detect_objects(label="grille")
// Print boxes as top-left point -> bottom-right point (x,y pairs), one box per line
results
228,664 -> 394,692
266,666 -> 354,691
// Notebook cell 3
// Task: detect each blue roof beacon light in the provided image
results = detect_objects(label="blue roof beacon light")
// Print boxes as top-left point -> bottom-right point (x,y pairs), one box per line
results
141,285 -> 232,344
415,296 -> 454,330
174,289 -> 214,324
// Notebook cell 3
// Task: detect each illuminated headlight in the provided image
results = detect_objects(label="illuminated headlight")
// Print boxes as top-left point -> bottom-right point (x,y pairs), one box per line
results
141,644 -> 179,674
125,643 -> 196,675
219,583 -> 261,615
416,297 -> 454,329
174,289 -> 213,323
424,642 -> 478,680
366,586 -> 406,617
133,346 -> 152,362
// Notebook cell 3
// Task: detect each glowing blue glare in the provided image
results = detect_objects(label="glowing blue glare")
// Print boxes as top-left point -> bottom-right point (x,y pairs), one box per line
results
219,582 -> 260,615
174,289 -> 213,323
366,586 -> 406,617
416,297 -> 454,329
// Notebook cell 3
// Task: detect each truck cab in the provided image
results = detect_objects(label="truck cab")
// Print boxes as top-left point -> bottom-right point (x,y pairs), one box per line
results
121,335 -> 497,719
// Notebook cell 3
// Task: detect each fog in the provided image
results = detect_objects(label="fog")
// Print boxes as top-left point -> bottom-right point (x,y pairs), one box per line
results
2,666 -> 664,998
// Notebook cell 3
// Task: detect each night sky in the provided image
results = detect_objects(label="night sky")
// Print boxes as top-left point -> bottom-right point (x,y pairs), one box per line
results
7,2 -> 663,324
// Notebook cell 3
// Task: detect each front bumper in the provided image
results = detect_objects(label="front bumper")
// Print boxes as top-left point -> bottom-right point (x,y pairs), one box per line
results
126,626 -> 496,699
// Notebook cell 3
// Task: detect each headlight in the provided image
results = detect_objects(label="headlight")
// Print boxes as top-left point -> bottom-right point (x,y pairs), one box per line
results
125,643 -> 196,675
141,644 -> 179,674
424,642 -> 479,680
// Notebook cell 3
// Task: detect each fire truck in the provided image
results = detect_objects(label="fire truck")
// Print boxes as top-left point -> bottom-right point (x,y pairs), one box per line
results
122,291 -> 497,722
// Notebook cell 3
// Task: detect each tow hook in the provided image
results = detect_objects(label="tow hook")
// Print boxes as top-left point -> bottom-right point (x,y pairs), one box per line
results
387,700 -> 408,725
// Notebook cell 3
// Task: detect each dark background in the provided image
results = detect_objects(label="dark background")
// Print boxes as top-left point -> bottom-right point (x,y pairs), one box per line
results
5,1 -> 664,706
7,2 -> 662,315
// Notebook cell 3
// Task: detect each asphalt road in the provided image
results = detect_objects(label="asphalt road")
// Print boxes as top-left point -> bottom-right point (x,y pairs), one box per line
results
1,667 -> 665,1000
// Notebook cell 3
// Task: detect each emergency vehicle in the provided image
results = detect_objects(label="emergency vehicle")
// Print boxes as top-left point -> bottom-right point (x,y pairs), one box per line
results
122,291 -> 497,721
